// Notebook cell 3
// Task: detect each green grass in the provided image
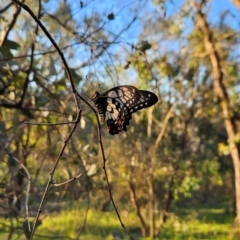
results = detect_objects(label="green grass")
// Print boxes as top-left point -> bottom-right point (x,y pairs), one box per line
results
0,206 -> 237,240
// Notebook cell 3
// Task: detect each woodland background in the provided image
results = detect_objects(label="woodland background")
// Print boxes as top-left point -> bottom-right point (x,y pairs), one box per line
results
0,0 -> 240,239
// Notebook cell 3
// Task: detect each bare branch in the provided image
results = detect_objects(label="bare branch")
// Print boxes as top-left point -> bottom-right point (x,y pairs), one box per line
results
230,0 -> 240,9
52,173 -> 82,187
2,1 -> 23,46
29,109 -> 82,239
0,147 -> 31,233
0,2 -> 14,14
154,103 -> 177,151
25,121 -> 77,126
11,0 -> 77,104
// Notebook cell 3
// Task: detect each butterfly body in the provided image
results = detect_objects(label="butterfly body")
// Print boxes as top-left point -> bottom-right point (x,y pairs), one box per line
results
93,85 -> 158,135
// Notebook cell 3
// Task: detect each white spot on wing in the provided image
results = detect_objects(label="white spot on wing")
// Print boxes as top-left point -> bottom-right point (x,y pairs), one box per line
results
107,105 -> 112,112
125,91 -> 132,98
121,98 -> 126,103
108,91 -> 118,98
117,90 -> 123,97
106,111 -> 112,120
107,98 -> 113,103
112,109 -> 119,119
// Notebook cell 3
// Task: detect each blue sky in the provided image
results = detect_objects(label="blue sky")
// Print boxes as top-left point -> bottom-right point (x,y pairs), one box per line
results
9,0 -> 239,86
209,0 -> 240,28
42,0 -> 240,47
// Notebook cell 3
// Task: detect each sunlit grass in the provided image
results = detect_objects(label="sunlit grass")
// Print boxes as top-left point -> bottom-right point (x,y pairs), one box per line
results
0,206 -> 236,240
35,209 -> 135,240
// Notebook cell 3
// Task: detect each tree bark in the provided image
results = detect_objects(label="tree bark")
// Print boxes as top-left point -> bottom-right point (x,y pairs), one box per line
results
194,1 -> 240,237
230,0 -> 240,10
128,181 -> 148,237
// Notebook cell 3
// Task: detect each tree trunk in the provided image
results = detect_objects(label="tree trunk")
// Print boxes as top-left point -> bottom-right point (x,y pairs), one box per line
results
194,1 -> 240,237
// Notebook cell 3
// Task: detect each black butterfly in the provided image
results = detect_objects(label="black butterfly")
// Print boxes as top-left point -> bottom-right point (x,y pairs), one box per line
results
93,85 -> 158,135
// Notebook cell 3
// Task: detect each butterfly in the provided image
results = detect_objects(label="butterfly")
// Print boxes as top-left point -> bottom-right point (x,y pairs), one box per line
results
93,85 -> 158,135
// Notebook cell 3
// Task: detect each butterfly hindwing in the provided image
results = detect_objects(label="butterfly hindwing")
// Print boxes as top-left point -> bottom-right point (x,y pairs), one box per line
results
93,85 -> 158,135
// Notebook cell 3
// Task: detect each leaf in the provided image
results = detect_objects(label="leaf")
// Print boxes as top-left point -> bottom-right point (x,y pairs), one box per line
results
123,61 -> 131,69
5,39 -> 21,50
35,96 -> 49,107
107,13 -> 115,20
138,40 -> 152,52
236,132 -> 240,144
49,56 -> 57,76
23,220 -> 42,239
65,67 -> 82,84
8,155 -> 16,167
0,122 -> 6,143
56,79 -> 66,91
0,59 -> 19,71
20,109 -> 35,119
0,46 -> 13,58
48,115 -> 58,124
218,143 -> 230,155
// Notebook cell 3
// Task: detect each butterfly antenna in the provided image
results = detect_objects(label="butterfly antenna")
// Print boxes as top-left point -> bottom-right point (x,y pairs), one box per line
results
78,75 -> 92,103
85,75 -> 102,94
86,75 -> 92,86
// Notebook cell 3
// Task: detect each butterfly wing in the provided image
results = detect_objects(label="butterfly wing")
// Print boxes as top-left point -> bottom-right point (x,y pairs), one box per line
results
93,85 -> 158,135
128,90 -> 158,114
107,90 -> 158,135
93,85 -> 142,123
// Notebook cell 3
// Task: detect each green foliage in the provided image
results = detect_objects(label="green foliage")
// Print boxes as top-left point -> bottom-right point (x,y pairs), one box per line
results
65,67 -> 82,85
4,39 -> 21,50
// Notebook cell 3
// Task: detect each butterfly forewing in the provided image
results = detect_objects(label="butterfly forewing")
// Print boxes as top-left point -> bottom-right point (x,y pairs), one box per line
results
105,86 -> 141,107
93,85 -> 158,135
108,90 -> 158,135
128,90 -> 158,114
93,86 -> 141,123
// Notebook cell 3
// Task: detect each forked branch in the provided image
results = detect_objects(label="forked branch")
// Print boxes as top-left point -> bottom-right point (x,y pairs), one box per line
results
12,1 -> 133,239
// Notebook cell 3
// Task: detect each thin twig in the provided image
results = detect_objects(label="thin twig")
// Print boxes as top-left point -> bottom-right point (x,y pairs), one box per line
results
9,2 -> 82,238
76,197 -> 90,240
29,109 -> 82,240
52,173 -> 82,187
11,0 -> 76,98
1,148 -> 31,232
9,153 -> 31,232
25,121 -> 77,126
11,1 -> 133,239
94,105 -> 134,239
0,2 -> 14,14
76,92 -> 134,239
2,1 -> 23,46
